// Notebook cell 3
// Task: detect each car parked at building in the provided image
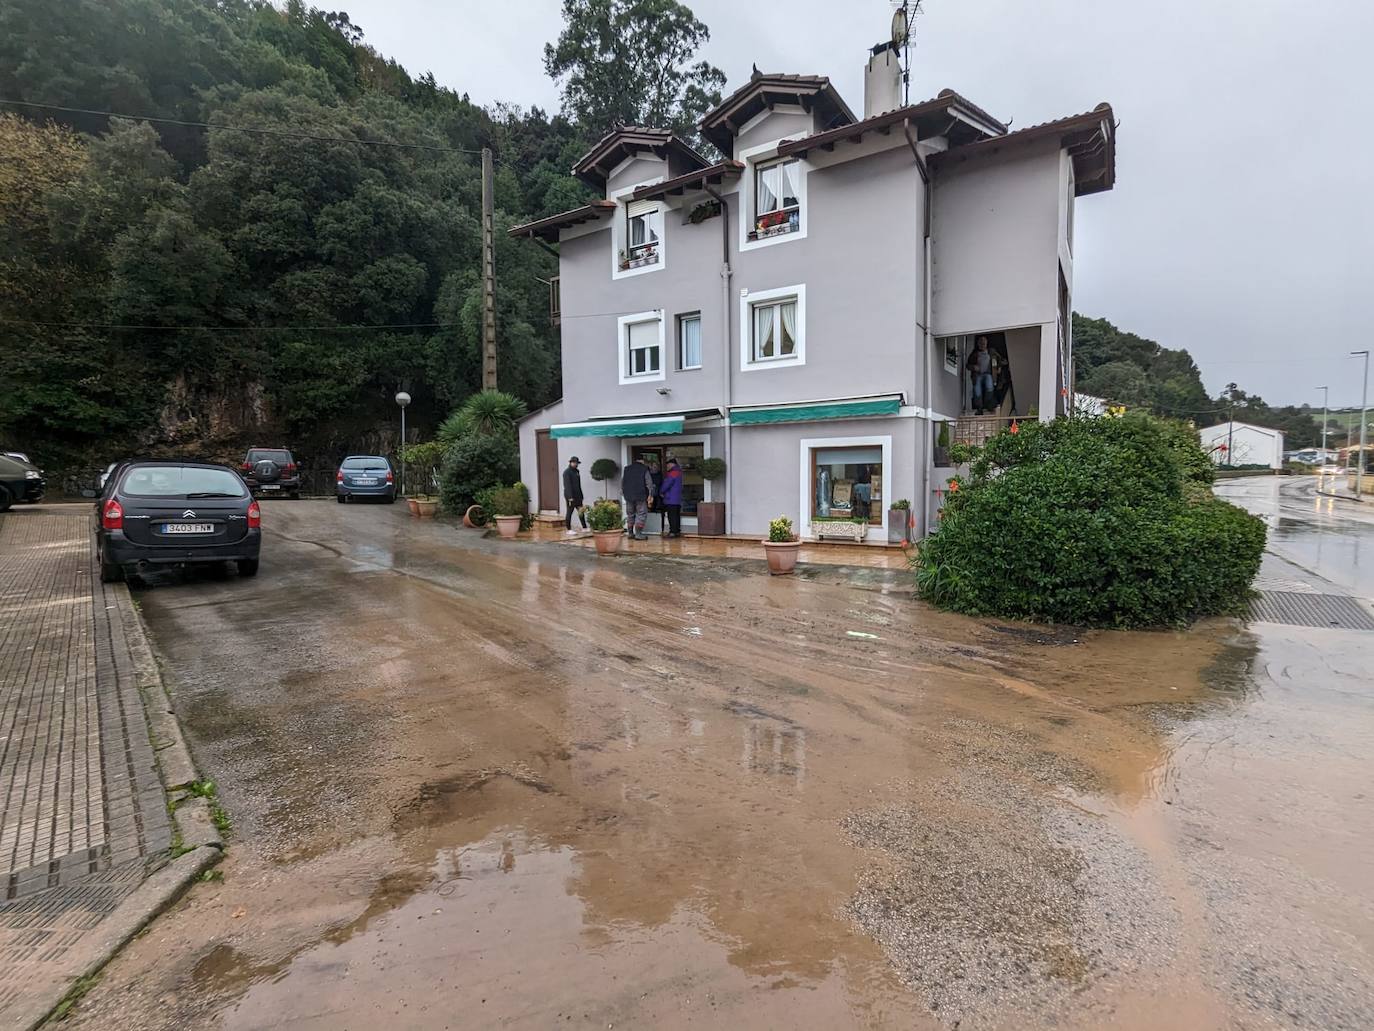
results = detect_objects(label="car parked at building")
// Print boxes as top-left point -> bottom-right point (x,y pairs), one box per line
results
336,455 -> 396,503
93,461 -> 261,582
0,454 -> 45,510
240,447 -> 301,498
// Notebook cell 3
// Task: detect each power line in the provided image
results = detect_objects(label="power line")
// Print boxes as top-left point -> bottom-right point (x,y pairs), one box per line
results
0,98 -> 485,155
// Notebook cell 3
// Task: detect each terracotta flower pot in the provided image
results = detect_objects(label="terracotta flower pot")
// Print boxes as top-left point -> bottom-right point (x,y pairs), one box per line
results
592,530 -> 623,555
415,499 -> 438,519
407,497 -> 420,516
493,514 -> 521,539
462,504 -> 485,528
762,539 -> 801,575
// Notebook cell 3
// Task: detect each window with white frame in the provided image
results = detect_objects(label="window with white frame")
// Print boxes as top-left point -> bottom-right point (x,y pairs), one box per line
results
619,312 -> 663,383
740,285 -> 805,371
752,157 -> 800,238
624,200 -> 661,267
751,297 -> 797,362
678,312 -> 702,370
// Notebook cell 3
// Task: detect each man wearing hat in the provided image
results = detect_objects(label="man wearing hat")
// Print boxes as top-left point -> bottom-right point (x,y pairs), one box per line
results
562,456 -> 587,534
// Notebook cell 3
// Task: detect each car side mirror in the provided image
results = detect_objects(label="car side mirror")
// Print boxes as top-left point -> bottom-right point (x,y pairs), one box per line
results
80,488 -> 99,498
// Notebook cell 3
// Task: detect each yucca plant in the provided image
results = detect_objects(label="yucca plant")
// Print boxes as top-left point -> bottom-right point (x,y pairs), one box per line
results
438,390 -> 528,444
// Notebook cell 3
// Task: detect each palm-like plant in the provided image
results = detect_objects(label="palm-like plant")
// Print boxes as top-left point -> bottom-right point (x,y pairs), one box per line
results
438,390 -> 528,443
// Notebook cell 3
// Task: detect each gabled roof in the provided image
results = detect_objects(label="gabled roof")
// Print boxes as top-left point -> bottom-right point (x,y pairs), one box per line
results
929,103 -> 1116,196
699,71 -> 857,153
775,89 -> 1005,161
508,200 -> 616,243
571,125 -> 710,189
630,160 -> 744,202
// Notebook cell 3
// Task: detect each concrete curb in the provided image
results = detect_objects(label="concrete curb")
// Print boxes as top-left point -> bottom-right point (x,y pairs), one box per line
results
1315,489 -> 1365,504
16,584 -> 225,1029
13,846 -> 221,1031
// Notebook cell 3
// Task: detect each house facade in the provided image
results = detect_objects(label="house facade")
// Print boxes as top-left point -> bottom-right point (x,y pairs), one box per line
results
512,49 -> 1116,542
1198,421 -> 1285,470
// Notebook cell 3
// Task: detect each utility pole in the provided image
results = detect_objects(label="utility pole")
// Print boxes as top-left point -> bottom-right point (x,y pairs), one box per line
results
1354,351 -> 1370,498
1316,385 -> 1329,458
481,147 -> 498,391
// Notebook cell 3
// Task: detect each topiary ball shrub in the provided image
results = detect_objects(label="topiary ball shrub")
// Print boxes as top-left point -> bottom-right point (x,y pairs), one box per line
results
439,435 -> 519,514
915,413 -> 1265,627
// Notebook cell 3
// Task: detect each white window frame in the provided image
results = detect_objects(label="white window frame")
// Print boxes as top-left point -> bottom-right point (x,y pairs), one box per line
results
618,310 -> 665,385
939,334 -> 968,376
738,138 -> 808,253
677,311 -> 703,371
798,434 -> 893,543
610,178 -> 666,281
739,284 -> 805,372
626,199 -> 662,261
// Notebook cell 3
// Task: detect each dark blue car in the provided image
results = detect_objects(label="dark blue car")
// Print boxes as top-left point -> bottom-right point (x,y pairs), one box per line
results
336,455 -> 396,503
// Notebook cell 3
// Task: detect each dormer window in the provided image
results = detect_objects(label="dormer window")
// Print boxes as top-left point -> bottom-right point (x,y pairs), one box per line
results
622,200 -> 662,269
751,157 -> 800,239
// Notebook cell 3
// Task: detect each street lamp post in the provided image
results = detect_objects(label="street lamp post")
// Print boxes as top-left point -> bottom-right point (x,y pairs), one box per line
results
1353,353 -> 1370,499
1316,385 -> 1329,458
395,391 -> 411,497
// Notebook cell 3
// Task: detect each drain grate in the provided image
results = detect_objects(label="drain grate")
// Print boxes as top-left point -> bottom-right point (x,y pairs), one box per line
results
1250,591 -> 1374,631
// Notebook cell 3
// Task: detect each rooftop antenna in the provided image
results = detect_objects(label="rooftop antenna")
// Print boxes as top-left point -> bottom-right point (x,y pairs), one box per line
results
890,1 -> 921,105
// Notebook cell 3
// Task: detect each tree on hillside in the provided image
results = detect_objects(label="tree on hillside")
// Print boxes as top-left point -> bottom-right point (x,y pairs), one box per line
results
543,0 -> 726,144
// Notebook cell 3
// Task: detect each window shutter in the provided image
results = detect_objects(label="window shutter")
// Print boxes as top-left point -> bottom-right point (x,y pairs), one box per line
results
627,199 -> 658,219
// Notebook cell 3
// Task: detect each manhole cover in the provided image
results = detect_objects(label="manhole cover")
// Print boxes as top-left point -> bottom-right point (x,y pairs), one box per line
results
1250,591 -> 1374,631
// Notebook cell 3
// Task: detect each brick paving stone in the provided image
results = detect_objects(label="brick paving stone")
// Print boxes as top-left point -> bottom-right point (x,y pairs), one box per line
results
0,508 -> 178,1021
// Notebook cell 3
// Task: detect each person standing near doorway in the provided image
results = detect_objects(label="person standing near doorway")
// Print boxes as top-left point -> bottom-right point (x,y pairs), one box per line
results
621,455 -> 654,540
660,458 -> 684,538
966,336 -> 999,415
562,456 -> 587,534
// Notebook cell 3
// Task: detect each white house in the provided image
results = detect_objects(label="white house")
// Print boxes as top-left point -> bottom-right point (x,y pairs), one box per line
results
1198,421 -> 1284,470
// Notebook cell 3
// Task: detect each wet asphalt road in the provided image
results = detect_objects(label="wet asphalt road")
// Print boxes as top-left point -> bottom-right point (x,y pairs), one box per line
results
65,488 -> 1374,1029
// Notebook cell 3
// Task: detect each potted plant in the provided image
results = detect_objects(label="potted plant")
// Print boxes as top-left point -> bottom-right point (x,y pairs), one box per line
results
933,422 -> 951,466
888,498 -> 912,544
762,516 -> 801,575
586,498 -> 625,555
695,457 -> 727,536
589,458 -> 619,498
412,495 -> 439,518
487,484 -> 527,539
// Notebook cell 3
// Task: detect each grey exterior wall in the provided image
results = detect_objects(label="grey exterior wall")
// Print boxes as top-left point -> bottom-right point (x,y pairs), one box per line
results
733,108 -> 816,157
930,139 -> 1062,336
517,399 -> 564,506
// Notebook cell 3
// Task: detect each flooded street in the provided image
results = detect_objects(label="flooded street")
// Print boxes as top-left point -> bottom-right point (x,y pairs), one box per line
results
68,488 -> 1373,1030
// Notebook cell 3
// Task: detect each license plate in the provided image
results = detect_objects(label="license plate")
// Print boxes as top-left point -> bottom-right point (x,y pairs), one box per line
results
261,484 -> 281,490
355,478 -> 377,486
162,523 -> 214,534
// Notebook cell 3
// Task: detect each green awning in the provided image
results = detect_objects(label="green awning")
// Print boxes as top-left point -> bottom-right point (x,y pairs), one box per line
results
551,415 -> 685,439
730,397 -> 901,426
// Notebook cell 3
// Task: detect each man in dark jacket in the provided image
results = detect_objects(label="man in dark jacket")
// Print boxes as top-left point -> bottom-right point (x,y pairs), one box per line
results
621,456 -> 655,540
562,456 -> 587,533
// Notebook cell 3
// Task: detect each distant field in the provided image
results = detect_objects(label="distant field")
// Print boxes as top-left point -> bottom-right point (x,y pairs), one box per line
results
1323,409 -> 1371,434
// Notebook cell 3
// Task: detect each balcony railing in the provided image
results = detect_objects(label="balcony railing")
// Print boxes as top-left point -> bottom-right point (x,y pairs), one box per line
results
549,276 -> 560,326
953,415 -> 1018,448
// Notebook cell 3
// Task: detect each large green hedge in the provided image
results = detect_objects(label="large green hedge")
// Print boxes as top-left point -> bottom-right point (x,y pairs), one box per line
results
916,414 -> 1265,627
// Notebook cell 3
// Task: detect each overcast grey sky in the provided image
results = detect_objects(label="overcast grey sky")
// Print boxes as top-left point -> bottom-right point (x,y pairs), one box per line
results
342,0 -> 1373,409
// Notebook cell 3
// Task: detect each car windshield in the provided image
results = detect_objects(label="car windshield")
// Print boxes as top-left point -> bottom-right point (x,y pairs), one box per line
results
248,450 -> 290,463
121,466 -> 247,498
342,457 -> 387,469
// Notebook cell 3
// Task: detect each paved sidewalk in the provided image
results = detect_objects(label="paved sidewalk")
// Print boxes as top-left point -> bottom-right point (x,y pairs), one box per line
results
0,507 -> 180,1025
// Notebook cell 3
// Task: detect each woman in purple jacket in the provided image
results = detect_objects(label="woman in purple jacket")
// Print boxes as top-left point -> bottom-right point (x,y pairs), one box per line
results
660,458 -> 684,538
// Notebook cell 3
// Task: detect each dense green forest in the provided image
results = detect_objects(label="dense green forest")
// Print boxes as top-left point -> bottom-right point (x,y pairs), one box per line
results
0,0 -> 610,472
1074,314 -> 1329,448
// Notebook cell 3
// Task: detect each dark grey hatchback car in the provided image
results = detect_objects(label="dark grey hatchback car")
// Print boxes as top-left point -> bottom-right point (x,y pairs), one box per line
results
95,462 -> 261,582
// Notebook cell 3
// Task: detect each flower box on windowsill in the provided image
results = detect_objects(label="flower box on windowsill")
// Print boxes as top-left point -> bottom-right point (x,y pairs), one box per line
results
619,249 -> 659,270
748,211 -> 800,241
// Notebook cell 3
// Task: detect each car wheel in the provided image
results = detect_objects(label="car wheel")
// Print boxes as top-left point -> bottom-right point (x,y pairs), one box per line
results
337,494 -> 347,504
237,558 -> 259,577
98,546 -> 123,583
385,495 -> 396,504
0,486 -> 12,513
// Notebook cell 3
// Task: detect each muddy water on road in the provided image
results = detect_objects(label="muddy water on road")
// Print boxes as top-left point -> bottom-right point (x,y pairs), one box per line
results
70,503 -> 1373,1029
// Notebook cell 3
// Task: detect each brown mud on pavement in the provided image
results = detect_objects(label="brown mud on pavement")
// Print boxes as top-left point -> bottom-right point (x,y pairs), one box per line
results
63,503 -> 1374,1030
